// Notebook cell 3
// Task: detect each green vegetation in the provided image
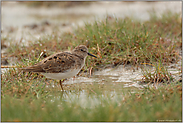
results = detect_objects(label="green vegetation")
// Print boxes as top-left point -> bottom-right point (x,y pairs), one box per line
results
141,61 -> 174,84
7,11 -> 181,70
17,1 -> 93,8
1,11 -> 182,121
2,82 -> 182,122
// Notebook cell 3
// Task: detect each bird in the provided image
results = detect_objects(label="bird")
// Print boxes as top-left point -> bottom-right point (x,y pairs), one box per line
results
21,45 -> 97,90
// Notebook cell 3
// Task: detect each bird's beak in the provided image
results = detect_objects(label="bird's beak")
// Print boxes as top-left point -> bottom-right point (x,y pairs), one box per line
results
88,52 -> 97,58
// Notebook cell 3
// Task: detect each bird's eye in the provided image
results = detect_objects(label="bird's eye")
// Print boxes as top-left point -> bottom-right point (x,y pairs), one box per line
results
80,49 -> 84,51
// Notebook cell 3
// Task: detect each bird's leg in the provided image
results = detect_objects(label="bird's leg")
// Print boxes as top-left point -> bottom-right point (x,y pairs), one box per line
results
73,76 -> 76,81
59,79 -> 64,91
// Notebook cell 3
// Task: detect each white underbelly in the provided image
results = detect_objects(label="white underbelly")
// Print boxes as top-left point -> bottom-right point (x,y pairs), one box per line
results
42,69 -> 81,80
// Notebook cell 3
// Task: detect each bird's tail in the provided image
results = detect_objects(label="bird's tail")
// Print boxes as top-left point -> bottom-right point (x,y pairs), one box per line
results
21,65 -> 44,72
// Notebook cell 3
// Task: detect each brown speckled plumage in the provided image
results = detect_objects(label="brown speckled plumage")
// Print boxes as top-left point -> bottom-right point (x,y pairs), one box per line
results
23,52 -> 83,73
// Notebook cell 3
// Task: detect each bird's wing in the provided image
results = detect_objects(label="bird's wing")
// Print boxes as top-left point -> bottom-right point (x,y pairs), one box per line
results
22,52 -> 78,73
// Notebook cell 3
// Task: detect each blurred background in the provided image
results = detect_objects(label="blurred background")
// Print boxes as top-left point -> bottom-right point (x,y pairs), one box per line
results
1,1 -> 181,45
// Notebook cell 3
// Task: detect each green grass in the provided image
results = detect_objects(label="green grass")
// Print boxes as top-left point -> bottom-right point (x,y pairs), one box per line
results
1,11 -> 182,121
1,82 -> 182,122
141,61 -> 174,84
6,11 -> 181,70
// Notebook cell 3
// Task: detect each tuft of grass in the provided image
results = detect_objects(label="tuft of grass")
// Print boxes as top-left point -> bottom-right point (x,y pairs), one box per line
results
141,61 -> 174,84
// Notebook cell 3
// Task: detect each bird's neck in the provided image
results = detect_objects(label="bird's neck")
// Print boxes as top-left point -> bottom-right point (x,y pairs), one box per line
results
72,52 -> 85,60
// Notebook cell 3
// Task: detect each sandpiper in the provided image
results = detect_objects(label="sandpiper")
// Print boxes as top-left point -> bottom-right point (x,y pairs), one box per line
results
22,45 -> 97,90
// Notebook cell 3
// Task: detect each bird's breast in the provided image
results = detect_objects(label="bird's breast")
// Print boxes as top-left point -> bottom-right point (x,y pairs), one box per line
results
42,68 -> 81,80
